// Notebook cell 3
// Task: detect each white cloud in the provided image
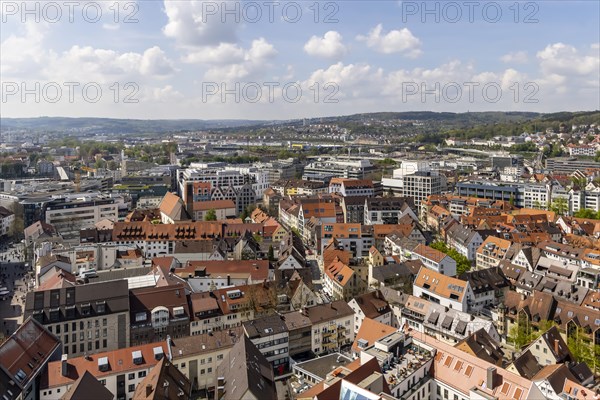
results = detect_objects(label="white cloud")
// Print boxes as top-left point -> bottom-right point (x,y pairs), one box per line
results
357,24 -> 421,57
303,31 -> 347,59
537,43 -> 599,76
0,22 -> 50,77
183,43 -> 245,64
39,45 -> 175,84
162,0 -> 237,47
139,47 -> 175,77
500,51 -> 528,64
201,38 -> 277,82
141,85 -> 184,102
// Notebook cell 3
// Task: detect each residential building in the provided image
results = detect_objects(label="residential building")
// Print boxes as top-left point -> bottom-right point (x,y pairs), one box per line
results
412,267 -> 473,312
410,244 -> 457,276
348,290 -> 392,335
129,283 -> 191,346
446,223 -> 483,261
243,314 -> 290,376
45,195 -> 121,236
42,341 -> 165,400
281,311 -> 313,358
364,197 -> 417,225
215,336 -> 277,400
191,199 -> 236,221
323,259 -> 366,301
320,223 -> 374,257
340,196 -> 367,224
24,280 -> 130,357
0,318 -> 61,400
304,301 -> 355,355
59,371 -> 113,400
458,267 -> 510,310
455,329 -> 505,366
476,236 -> 512,270
0,205 -> 15,236
329,178 -> 375,197
41,330 -> 241,400
133,358 -> 192,400
351,318 -> 397,357
400,295 -> 499,345
519,326 -> 572,367
158,192 -> 191,224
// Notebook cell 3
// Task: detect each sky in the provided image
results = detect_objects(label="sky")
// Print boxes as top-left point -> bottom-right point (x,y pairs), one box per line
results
1,0 -> 599,120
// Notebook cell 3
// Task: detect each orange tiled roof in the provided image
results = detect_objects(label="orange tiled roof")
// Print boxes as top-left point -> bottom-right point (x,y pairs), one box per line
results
351,318 -> 396,353
413,267 -> 467,302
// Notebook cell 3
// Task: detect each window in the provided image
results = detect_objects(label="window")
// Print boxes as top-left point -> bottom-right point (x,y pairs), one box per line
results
201,369 -> 205,375
128,384 -> 135,392
128,373 -> 135,380
138,371 -> 146,378
181,362 -> 186,368
208,367 -> 212,373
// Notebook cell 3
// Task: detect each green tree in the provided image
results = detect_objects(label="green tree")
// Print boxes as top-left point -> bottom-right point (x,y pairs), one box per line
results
568,325 -> 600,374
548,197 -> 568,216
204,209 -> 217,221
267,245 -> 275,261
574,209 -> 600,219
429,241 -> 471,275
508,313 -> 532,349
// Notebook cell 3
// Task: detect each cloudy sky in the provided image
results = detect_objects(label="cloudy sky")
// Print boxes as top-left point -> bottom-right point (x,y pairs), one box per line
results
1,0 -> 599,119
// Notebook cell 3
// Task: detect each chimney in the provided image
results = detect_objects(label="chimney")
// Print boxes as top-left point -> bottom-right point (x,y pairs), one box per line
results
554,339 -> 559,355
146,384 -> 153,397
61,354 -> 68,377
486,367 -> 496,389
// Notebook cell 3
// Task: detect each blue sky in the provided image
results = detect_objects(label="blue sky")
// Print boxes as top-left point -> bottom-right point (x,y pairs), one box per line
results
1,0 -> 598,119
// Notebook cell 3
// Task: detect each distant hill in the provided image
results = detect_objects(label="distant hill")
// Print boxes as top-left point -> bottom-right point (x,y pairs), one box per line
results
1,111 -> 598,137
0,117 -> 268,134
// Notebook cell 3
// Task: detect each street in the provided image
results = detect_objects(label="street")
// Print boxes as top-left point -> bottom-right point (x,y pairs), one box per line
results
0,261 -> 33,339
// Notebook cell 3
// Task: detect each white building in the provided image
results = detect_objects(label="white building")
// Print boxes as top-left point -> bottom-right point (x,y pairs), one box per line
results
0,206 -> 15,236
412,267 -> 473,312
45,195 -> 122,235
410,244 -> 457,276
